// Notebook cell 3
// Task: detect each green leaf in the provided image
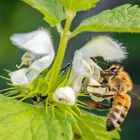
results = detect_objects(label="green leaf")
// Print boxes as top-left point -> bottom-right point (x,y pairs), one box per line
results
70,4 -> 140,38
22,0 -> 65,27
72,111 -> 120,140
0,94 -> 120,140
59,0 -> 99,12
0,94 -> 73,140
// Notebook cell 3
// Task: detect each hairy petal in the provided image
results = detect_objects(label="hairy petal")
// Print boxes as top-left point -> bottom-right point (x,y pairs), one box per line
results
80,36 -> 127,62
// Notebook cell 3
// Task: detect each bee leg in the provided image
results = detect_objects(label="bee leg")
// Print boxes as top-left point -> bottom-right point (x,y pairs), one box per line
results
85,101 -> 111,110
90,92 -> 116,99
110,98 -> 114,106
88,83 -> 108,88
102,88 -> 117,99
100,83 -> 108,88
106,98 -> 114,109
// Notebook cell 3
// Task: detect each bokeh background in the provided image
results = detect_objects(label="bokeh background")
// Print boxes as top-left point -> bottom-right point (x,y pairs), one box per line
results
0,0 -> 140,139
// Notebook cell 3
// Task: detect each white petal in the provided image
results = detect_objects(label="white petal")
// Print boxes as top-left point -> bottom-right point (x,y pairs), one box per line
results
30,50 -> 55,72
71,50 -> 102,92
53,87 -> 76,106
73,51 -> 93,77
83,57 -> 102,81
87,78 -> 107,102
10,28 -> 53,55
88,78 -> 100,87
24,49 -> 55,84
9,68 -> 29,85
10,51 -> 54,85
26,68 -> 41,83
9,68 -> 42,85
67,69 -> 81,93
72,75 -> 84,93
80,36 -> 127,62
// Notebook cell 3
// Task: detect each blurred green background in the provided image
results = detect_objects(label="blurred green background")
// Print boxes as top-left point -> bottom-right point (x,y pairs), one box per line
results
0,0 -> 140,139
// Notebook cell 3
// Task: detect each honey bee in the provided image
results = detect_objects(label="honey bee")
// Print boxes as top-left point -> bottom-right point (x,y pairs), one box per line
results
101,64 -> 133,131
83,64 -> 133,131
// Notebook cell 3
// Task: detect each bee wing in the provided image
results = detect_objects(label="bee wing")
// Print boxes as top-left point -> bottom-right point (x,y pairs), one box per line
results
128,84 -> 140,108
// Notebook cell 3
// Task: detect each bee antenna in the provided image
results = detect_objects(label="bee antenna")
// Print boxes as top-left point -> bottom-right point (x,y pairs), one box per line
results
60,61 -> 72,73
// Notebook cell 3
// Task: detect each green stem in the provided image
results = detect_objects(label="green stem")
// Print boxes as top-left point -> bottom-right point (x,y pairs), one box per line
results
49,10 -> 75,90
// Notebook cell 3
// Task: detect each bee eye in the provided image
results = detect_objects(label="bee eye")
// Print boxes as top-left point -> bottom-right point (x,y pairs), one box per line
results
110,67 -> 118,74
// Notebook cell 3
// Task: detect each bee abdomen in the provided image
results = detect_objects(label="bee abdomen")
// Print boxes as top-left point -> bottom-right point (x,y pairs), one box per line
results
106,93 -> 131,131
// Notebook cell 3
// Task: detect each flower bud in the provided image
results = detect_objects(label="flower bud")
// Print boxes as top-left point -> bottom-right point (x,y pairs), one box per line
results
53,87 -> 76,106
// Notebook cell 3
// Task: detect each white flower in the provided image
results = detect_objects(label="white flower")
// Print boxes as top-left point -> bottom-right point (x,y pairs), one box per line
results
53,86 -> 76,106
73,51 -> 102,79
71,51 -> 102,92
70,36 -> 127,93
9,28 -> 55,85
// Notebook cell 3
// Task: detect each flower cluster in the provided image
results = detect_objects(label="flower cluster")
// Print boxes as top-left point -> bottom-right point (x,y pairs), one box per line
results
9,28 -> 127,106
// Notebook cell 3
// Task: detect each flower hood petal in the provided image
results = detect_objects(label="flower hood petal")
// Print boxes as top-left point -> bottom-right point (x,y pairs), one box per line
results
80,36 -> 127,62
10,27 -> 54,55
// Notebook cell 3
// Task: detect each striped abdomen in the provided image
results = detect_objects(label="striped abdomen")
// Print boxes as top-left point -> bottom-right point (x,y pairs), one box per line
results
107,93 -> 131,131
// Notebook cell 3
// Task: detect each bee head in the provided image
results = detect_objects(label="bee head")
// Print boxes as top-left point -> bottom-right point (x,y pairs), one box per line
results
110,64 -> 123,74
101,64 -> 123,76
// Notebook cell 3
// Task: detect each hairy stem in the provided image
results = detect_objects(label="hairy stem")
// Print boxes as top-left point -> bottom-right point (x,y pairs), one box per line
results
48,10 -> 75,91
